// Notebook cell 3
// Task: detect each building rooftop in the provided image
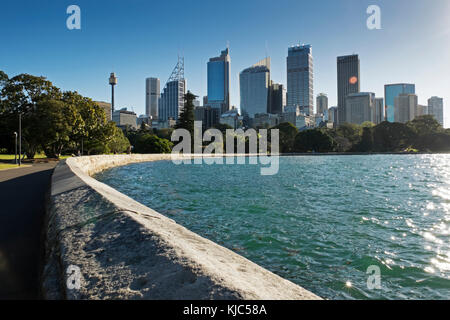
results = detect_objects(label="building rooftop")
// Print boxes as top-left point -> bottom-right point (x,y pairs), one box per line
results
347,92 -> 375,97
241,65 -> 269,74
289,44 -> 312,52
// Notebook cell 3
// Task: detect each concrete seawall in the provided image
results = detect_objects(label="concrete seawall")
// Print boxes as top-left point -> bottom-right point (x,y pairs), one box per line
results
41,154 -> 321,300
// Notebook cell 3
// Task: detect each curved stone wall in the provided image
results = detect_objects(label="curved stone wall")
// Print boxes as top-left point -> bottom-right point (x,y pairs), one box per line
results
41,154 -> 321,300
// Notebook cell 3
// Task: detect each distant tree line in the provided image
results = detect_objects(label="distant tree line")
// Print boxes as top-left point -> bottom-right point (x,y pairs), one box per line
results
273,116 -> 450,154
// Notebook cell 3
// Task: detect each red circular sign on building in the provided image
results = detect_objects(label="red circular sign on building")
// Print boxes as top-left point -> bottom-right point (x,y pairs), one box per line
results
349,76 -> 358,85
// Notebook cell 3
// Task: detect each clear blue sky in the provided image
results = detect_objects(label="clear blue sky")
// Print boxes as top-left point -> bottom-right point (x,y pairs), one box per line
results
1,0 -> 449,127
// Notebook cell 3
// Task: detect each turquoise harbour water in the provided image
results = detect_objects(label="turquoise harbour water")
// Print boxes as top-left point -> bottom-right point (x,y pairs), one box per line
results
95,155 -> 450,300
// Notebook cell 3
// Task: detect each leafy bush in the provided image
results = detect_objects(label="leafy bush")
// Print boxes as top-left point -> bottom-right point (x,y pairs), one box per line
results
134,133 -> 173,154
294,129 -> 334,153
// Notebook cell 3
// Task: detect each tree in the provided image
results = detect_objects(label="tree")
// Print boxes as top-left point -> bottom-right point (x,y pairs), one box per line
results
0,71 -> 136,158
33,99 -> 77,158
336,123 -> 362,148
0,71 -> 12,152
356,126 -> 374,152
107,126 -> 130,154
175,91 -> 196,137
372,121 -> 416,152
407,115 -> 442,136
155,128 -> 174,141
0,74 -> 61,158
83,121 -> 116,155
414,133 -> 450,152
361,121 -> 375,128
332,135 -> 352,152
0,70 -> 8,96
294,129 -> 334,153
270,122 -> 298,153
134,133 -> 173,154
139,121 -> 151,132
62,91 -> 110,153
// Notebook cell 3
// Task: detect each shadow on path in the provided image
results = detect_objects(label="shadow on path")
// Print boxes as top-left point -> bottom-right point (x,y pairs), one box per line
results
0,163 -> 56,299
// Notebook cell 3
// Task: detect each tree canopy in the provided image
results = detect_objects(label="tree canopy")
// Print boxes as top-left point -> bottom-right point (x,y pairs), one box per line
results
268,117 -> 450,154
0,71 -> 130,158
271,122 -> 298,153
294,129 -> 334,153
175,91 -> 196,137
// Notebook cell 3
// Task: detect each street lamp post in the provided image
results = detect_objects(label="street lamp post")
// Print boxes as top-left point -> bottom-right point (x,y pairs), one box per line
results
18,112 -> 22,166
109,73 -> 118,121
13,132 -> 17,165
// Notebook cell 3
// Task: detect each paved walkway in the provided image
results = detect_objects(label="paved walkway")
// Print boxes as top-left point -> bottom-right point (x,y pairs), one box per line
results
0,162 -> 57,299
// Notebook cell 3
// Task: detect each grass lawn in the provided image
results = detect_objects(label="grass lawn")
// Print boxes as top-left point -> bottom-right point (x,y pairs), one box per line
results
0,153 -> 71,161
0,163 -> 31,170
0,154 -> 21,160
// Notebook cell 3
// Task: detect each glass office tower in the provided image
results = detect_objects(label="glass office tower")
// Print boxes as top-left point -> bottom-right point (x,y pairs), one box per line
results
239,58 -> 271,118
287,44 -> 314,115
145,77 -> 160,119
316,93 -> 328,115
207,48 -> 230,114
384,84 -> 415,122
159,79 -> 186,121
428,96 -> 444,126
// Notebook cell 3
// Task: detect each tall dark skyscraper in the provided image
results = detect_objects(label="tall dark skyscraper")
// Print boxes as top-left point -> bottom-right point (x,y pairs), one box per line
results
337,54 -> 360,125
269,82 -> 284,115
287,44 -> 314,115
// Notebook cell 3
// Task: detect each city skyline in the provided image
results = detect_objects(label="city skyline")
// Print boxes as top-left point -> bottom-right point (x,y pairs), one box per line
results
0,0 -> 449,127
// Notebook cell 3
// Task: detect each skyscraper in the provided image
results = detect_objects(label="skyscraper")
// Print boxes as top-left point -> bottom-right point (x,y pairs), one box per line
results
337,54 -> 360,125
194,106 -> 220,131
345,92 -> 375,125
384,83 -> 415,122
374,98 -> 384,124
316,93 -> 328,115
207,48 -> 230,114
159,58 -> 186,121
428,96 -> 444,126
145,77 -> 160,119
394,93 -> 418,123
269,82 -> 284,115
287,44 -> 313,115
239,58 -> 271,119
416,104 -> 428,118
328,106 -> 338,127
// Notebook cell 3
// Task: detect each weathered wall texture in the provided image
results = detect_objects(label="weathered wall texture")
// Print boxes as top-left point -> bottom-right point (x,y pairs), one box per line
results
42,154 -> 321,300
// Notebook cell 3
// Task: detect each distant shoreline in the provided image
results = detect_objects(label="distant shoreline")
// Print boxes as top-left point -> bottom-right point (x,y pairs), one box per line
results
279,152 -> 450,156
